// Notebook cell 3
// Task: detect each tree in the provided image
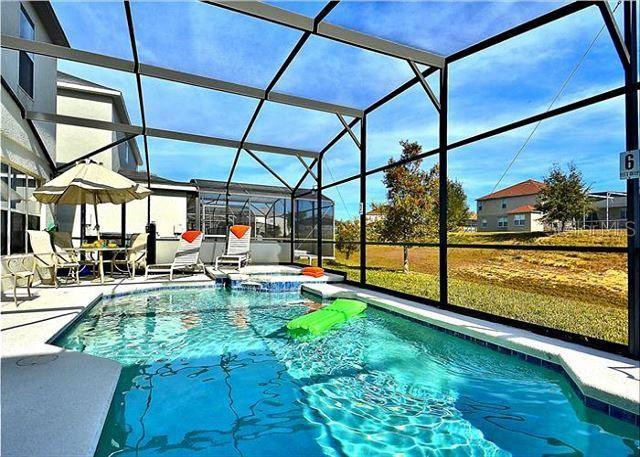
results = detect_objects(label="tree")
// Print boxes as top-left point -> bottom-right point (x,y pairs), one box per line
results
335,219 -> 360,260
378,140 -> 469,273
536,162 -> 592,232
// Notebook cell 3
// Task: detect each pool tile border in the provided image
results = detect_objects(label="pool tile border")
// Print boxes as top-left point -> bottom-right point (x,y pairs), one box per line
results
376,305 -> 639,426
106,280 -> 224,299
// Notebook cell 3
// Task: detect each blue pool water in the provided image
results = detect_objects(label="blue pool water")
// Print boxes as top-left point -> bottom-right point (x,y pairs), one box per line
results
54,288 -> 639,456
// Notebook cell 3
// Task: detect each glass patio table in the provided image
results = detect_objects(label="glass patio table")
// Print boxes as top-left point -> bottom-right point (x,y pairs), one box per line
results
67,247 -> 127,284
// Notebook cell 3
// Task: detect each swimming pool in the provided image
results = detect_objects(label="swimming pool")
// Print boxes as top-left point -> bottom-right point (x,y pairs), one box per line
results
55,287 -> 639,456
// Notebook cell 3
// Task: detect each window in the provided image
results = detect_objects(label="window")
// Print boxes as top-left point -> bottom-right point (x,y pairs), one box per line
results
513,214 -> 526,227
501,199 -> 507,209
1,162 -> 42,254
478,203 -> 483,212
18,6 -> 35,97
498,216 -> 508,228
481,218 -> 487,228
620,208 -> 627,220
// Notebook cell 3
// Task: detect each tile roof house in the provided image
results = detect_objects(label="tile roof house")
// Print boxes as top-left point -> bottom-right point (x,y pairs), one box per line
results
476,180 -> 545,232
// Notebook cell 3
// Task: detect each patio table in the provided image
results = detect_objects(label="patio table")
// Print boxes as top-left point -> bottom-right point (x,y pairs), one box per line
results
67,247 -> 126,284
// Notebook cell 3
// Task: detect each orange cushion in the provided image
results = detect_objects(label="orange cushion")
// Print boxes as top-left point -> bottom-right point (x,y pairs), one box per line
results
303,272 -> 324,278
302,267 -> 324,278
181,230 -> 202,243
230,225 -> 250,239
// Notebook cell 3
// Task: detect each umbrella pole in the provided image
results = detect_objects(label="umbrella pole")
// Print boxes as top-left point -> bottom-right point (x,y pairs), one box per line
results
93,200 -> 100,239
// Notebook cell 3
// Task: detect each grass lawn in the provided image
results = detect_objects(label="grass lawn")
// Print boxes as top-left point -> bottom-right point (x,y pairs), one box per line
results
323,230 -> 628,344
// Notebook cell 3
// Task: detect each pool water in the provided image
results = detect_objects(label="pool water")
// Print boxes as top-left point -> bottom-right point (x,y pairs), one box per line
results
54,288 -> 639,457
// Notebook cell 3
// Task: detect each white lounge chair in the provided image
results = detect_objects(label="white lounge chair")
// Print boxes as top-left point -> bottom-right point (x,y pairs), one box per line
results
215,225 -> 251,270
28,230 -> 80,287
145,231 -> 204,280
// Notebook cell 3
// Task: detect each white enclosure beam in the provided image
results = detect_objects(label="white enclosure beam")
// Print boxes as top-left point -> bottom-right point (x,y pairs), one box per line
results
26,111 -> 320,158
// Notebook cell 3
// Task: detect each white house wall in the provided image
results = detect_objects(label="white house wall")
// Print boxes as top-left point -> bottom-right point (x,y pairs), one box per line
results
1,1 -> 58,158
56,92 -> 116,169
1,86 -> 52,180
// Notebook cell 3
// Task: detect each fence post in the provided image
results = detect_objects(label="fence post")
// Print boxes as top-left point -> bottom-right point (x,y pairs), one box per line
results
360,114 -> 367,284
439,64 -> 449,306
624,0 -> 639,358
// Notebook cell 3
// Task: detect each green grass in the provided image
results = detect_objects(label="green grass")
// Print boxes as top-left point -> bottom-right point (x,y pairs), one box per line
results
324,238 -> 628,345
448,229 -> 626,247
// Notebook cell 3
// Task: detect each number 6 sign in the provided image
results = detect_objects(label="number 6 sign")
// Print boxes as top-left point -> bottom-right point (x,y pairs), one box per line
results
620,149 -> 640,179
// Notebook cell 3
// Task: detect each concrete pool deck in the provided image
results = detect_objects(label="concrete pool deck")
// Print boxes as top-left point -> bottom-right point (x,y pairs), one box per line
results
302,282 -> 640,422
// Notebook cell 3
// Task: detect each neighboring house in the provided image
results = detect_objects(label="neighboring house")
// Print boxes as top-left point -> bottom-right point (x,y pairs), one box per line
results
585,191 -> 627,229
464,212 -> 477,231
1,1 -> 69,254
55,72 -> 143,239
476,179 -> 545,232
366,207 -> 385,224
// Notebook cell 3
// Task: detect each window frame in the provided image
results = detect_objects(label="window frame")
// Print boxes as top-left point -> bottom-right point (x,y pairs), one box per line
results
18,5 -> 36,98
513,213 -> 526,227
1,162 -> 42,254
497,216 -> 508,228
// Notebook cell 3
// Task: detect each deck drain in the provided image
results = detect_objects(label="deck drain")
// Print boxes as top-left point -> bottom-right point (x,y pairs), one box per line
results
16,354 -> 59,367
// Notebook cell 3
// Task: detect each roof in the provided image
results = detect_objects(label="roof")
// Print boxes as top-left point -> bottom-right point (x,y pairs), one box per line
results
57,71 -> 115,92
121,171 -> 326,200
30,2 -> 69,47
193,179 -> 327,201
588,191 -> 626,199
119,169 -> 193,188
477,179 -> 545,201
507,204 -> 540,214
57,72 -> 142,166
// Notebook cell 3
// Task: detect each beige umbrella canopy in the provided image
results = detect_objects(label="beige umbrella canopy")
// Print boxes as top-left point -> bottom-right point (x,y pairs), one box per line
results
33,161 -> 150,233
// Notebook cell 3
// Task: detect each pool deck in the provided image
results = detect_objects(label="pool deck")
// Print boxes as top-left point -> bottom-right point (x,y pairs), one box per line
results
302,282 -> 640,422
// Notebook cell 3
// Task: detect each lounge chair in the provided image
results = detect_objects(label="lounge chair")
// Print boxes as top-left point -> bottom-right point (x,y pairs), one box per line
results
111,233 -> 147,278
28,230 -> 81,287
145,230 -> 204,280
215,225 -> 251,270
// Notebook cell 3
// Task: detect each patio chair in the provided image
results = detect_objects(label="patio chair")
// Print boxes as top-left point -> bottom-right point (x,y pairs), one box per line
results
1,254 -> 36,305
27,230 -> 80,287
53,231 -> 99,276
111,233 -> 148,279
215,225 -> 251,270
145,230 -> 204,280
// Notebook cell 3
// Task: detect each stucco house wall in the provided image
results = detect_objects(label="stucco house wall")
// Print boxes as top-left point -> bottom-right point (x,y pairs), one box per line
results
1,1 -> 60,179
477,194 -> 541,232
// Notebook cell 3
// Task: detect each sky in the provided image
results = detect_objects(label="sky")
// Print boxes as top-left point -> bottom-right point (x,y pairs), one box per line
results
47,1 -> 630,221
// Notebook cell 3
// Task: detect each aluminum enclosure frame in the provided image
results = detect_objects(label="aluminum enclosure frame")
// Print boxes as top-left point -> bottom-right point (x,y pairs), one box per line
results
310,0 -> 638,358
1,1 -> 637,357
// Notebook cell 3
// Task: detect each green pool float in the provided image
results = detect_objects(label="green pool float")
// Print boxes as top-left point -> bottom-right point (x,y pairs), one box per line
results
287,298 -> 367,337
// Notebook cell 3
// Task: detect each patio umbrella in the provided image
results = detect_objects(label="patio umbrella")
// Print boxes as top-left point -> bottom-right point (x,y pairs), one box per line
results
33,161 -> 151,234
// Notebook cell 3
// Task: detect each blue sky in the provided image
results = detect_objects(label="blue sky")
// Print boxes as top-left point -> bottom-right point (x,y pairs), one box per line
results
49,1 -> 629,220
